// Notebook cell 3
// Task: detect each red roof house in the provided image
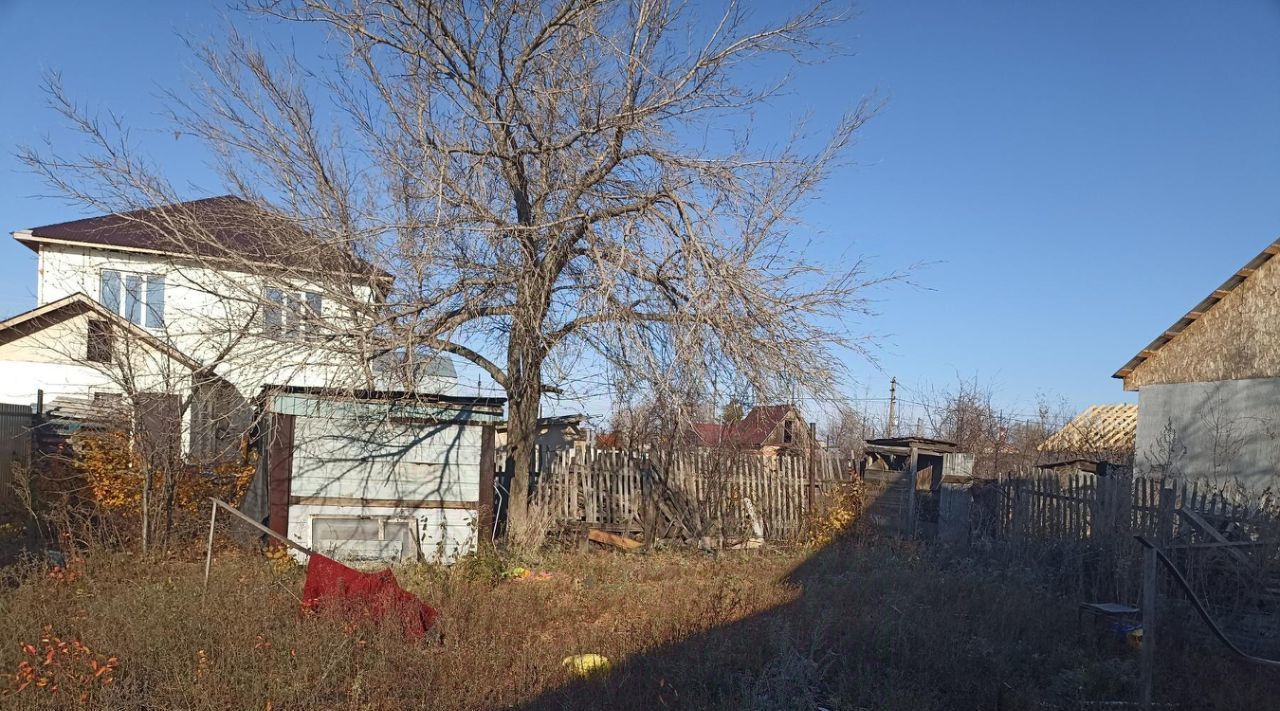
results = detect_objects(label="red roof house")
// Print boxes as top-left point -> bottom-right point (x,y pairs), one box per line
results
688,404 -> 809,455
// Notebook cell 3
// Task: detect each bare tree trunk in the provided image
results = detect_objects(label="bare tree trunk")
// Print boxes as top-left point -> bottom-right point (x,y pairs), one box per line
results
140,466 -> 151,555
505,382 -> 538,534
161,467 -> 177,548
504,332 -> 545,537
503,265 -> 554,538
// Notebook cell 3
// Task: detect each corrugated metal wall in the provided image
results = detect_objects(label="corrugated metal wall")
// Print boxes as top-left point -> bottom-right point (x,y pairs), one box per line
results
1136,378 -> 1280,489
0,403 -> 33,512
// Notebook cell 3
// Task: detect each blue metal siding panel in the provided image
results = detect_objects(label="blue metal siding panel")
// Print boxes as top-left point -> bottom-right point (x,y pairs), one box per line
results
286,402 -> 484,503
270,393 -> 502,424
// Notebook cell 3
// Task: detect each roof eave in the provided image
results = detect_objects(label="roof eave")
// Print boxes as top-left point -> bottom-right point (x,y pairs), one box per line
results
11,230 -> 38,253
14,232 -> 391,284
0,292 -> 203,371
1115,238 -> 1280,386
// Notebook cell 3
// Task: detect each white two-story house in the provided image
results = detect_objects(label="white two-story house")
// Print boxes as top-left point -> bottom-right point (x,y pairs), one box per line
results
0,195 -> 456,463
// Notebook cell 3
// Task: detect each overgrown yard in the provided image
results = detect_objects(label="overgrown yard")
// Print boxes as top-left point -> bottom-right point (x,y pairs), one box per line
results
0,537 -> 1276,710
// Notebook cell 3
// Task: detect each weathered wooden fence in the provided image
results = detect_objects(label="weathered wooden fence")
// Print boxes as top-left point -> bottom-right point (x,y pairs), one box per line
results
862,467 -> 915,536
980,470 -> 1276,545
972,469 -> 1280,606
522,447 -> 854,543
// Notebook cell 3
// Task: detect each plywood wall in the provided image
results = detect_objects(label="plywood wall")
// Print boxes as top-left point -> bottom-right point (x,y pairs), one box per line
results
1127,251 -> 1280,389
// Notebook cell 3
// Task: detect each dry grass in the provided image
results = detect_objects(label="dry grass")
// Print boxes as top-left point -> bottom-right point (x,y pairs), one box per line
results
0,537 -> 1276,710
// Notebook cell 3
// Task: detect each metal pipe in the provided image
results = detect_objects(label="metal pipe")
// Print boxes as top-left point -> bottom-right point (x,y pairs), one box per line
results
202,502 -> 218,593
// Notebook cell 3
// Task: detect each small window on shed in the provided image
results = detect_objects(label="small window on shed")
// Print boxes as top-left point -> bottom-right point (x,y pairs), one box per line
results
86,319 -> 113,363
783,419 -> 795,444
311,517 -> 419,562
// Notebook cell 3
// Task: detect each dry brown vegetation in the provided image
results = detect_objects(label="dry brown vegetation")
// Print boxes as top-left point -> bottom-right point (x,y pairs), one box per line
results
2,535 -> 1277,710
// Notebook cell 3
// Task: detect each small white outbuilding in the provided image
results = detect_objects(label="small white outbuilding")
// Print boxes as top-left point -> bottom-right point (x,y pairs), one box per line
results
243,387 -> 504,563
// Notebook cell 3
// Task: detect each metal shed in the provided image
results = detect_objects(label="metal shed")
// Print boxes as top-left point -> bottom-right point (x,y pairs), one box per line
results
247,387 -> 505,563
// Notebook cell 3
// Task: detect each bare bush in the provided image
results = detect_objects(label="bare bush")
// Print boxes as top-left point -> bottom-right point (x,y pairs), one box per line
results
922,377 -> 1068,477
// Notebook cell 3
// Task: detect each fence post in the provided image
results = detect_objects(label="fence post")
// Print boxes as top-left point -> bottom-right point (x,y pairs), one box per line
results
906,445 -> 919,538
1157,484 -> 1176,549
1092,476 -> 1109,539
478,424 -> 496,546
807,422 -> 817,517
1139,542 -> 1158,710
639,455 -> 655,547
1011,478 -> 1027,546
202,501 -> 218,593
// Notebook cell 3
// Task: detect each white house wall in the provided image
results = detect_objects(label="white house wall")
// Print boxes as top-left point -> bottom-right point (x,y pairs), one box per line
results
36,244 -> 388,394
0,361 -> 116,406
0,311 -> 193,404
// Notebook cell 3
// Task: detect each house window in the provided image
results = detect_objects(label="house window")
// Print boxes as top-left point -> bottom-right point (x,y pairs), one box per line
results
86,319 -> 112,363
783,419 -> 795,444
311,517 -> 418,562
100,270 -> 165,328
264,287 -> 323,340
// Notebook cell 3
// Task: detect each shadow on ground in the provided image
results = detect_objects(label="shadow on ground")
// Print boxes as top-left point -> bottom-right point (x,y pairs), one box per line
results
509,533 -> 1096,711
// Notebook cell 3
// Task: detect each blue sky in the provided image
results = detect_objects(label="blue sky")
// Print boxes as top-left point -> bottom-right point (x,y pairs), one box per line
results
1,1 -> 1279,424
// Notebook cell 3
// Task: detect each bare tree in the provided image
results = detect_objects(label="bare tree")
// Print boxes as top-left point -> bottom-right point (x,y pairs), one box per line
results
822,403 -> 868,460
923,377 -> 1065,477
22,0 -> 896,536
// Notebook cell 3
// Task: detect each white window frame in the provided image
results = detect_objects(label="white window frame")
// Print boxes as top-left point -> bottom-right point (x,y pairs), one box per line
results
99,269 -> 166,329
263,287 -> 323,341
309,515 -> 420,562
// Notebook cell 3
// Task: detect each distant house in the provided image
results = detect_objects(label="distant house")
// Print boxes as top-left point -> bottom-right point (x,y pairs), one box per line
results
1116,237 -> 1280,488
688,404 -> 810,457
1038,404 -> 1136,470
495,414 -> 593,458
533,415 -> 592,451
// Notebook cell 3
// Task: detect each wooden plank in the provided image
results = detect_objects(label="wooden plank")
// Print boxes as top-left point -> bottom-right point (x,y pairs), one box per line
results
1139,544 -> 1158,710
1167,540 -> 1273,550
906,446 -> 919,537
478,424 -> 496,544
1179,508 -> 1250,565
1157,485 -> 1176,548
807,422 -> 816,516
267,412 -> 296,539
289,496 -> 479,509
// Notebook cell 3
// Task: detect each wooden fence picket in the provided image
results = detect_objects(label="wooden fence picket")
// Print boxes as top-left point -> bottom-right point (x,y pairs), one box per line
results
523,447 -> 851,543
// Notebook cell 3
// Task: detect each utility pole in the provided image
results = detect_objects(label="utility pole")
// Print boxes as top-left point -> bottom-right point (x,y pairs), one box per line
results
886,377 -> 897,438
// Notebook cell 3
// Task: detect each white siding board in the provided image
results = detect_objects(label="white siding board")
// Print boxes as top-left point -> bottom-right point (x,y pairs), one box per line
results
289,414 -> 481,501
35,244 -> 457,396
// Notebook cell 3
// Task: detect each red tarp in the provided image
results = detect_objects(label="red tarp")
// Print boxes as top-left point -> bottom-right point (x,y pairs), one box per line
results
300,554 -> 439,638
